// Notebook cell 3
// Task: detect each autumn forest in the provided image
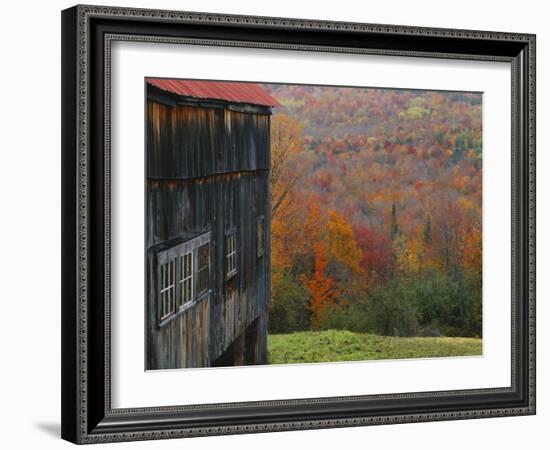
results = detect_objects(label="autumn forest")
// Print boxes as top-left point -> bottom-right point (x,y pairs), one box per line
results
262,83 -> 483,358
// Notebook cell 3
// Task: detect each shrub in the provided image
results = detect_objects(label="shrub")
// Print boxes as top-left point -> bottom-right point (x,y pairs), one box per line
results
317,272 -> 482,338
463,275 -> 482,337
411,271 -> 461,332
269,269 -> 482,338
317,302 -> 371,333
269,273 -> 310,333
364,282 -> 419,336
316,284 -> 419,337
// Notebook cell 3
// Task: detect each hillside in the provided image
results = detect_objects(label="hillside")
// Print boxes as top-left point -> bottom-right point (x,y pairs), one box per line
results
261,82 -> 483,340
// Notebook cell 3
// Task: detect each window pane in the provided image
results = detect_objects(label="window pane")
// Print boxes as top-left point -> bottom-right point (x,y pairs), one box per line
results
224,233 -> 237,278
160,260 -> 176,319
198,243 -> 210,294
198,243 -> 209,268
186,253 -> 192,277
179,251 -> 193,307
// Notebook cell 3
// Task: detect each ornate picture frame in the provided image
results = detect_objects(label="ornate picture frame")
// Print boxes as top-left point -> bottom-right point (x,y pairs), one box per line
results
61,4 -> 535,444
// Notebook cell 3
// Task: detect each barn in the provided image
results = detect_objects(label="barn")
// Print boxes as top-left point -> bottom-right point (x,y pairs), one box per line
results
146,78 -> 279,370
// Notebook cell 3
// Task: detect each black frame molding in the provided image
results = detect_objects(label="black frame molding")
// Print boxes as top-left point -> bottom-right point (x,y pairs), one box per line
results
61,4 -> 536,444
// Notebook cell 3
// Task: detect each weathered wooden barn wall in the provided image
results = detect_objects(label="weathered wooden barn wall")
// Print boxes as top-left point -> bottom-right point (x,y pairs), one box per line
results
145,272 -> 210,369
147,102 -> 270,181
146,89 -> 271,370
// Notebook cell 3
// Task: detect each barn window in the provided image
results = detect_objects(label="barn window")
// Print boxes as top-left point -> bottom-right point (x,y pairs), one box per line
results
155,231 -> 212,326
197,243 -> 210,295
160,260 -> 176,320
226,233 -> 237,278
178,251 -> 193,308
257,216 -> 265,258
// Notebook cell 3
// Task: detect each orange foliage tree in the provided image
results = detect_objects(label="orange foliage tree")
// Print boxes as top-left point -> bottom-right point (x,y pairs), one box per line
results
301,242 -> 339,329
463,223 -> 482,278
271,194 -> 326,278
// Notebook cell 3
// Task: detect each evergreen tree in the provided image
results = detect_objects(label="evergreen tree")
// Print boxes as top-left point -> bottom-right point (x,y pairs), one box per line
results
423,214 -> 432,244
390,203 -> 400,241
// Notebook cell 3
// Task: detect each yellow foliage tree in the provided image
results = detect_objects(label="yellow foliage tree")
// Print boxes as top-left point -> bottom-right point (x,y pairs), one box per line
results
394,234 -> 424,277
326,209 -> 363,275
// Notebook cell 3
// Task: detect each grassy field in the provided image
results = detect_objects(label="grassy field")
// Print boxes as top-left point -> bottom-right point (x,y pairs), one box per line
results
267,330 -> 482,365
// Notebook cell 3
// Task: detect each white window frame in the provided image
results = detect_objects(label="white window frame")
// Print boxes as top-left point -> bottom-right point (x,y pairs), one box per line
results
159,259 -> 176,321
226,232 -> 237,278
178,251 -> 194,309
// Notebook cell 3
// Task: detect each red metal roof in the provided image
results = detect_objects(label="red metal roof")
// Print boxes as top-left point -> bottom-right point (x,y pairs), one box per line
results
147,78 -> 280,107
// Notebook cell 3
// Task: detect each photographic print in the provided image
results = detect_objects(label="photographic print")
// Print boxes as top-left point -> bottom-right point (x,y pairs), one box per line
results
62,7 -> 535,441
146,78 -> 483,370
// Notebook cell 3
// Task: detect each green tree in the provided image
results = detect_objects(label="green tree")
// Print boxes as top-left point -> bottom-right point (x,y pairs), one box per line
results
390,202 -> 400,240
269,273 -> 310,333
423,214 -> 432,244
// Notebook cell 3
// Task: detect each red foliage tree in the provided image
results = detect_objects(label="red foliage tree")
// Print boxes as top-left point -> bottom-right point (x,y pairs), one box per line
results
354,224 -> 393,280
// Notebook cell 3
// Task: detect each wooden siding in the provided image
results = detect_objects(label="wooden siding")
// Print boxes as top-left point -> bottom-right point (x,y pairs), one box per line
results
146,98 -> 271,370
146,285 -> 210,370
147,102 -> 270,179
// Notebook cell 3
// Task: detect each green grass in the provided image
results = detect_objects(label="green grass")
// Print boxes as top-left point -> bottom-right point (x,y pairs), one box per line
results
267,330 -> 482,365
